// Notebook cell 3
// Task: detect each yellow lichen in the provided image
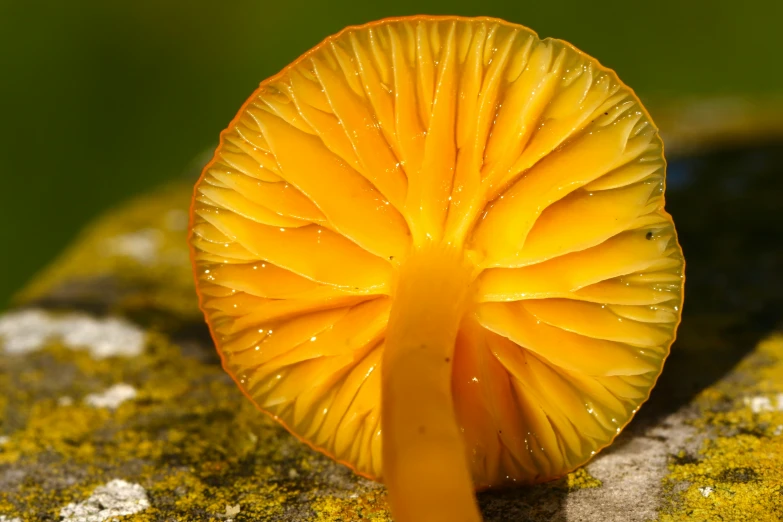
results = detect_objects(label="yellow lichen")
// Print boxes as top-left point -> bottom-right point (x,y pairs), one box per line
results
0,401 -> 108,465
661,334 -> 783,521
311,490 -> 391,522
565,467 -> 603,491
660,434 -> 783,521
0,324 -> 383,520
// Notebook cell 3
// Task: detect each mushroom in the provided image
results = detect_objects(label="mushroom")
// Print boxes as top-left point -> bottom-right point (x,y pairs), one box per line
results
189,15 -> 684,522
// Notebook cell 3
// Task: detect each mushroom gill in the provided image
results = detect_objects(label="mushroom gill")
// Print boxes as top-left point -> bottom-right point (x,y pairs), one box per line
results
189,15 -> 684,522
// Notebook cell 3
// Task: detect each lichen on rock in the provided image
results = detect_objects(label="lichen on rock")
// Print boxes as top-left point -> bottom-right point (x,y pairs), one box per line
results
659,335 -> 783,521
1,139 -> 782,520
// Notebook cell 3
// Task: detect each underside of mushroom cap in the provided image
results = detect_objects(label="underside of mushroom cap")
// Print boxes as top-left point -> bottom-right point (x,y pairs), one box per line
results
189,15 -> 684,489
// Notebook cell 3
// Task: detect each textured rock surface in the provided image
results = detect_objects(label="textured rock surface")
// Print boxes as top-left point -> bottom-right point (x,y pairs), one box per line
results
0,141 -> 781,521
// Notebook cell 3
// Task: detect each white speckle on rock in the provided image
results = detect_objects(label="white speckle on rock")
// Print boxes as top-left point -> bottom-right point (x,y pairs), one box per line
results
60,479 -> 149,522
225,504 -> 241,520
0,309 -> 56,353
698,486 -> 714,497
745,396 -> 774,413
774,425 -> 783,437
85,384 -> 138,410
0,436 -> 9,446
0,515 -> 22,522
564,409 -> 700,522
0,309 -> 145,358
104,228 -> 162,264
744,395 -> 783,413
59,315 -> 145,358
58,396 -> 75,407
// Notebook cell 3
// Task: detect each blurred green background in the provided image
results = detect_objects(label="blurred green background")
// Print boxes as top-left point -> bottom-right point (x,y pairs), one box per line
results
1,0 -> 781,307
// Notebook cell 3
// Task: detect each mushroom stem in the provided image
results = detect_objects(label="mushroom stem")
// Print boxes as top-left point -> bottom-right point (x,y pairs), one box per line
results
382,244 -> 481,522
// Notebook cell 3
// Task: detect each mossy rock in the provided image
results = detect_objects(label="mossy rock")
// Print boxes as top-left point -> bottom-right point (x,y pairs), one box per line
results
0,138 -> 781,521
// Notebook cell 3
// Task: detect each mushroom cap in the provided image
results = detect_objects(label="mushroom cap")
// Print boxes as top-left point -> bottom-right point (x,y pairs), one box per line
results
189,15 -> 684,488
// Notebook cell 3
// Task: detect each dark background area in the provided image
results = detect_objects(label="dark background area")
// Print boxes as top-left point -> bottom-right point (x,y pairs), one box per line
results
0,0 -> 782,307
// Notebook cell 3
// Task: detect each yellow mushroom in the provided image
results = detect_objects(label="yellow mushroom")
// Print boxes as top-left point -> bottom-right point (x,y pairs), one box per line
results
189,15 -> 684,522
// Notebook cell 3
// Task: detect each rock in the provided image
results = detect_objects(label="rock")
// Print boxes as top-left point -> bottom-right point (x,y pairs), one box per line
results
0,139 -> 781,521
